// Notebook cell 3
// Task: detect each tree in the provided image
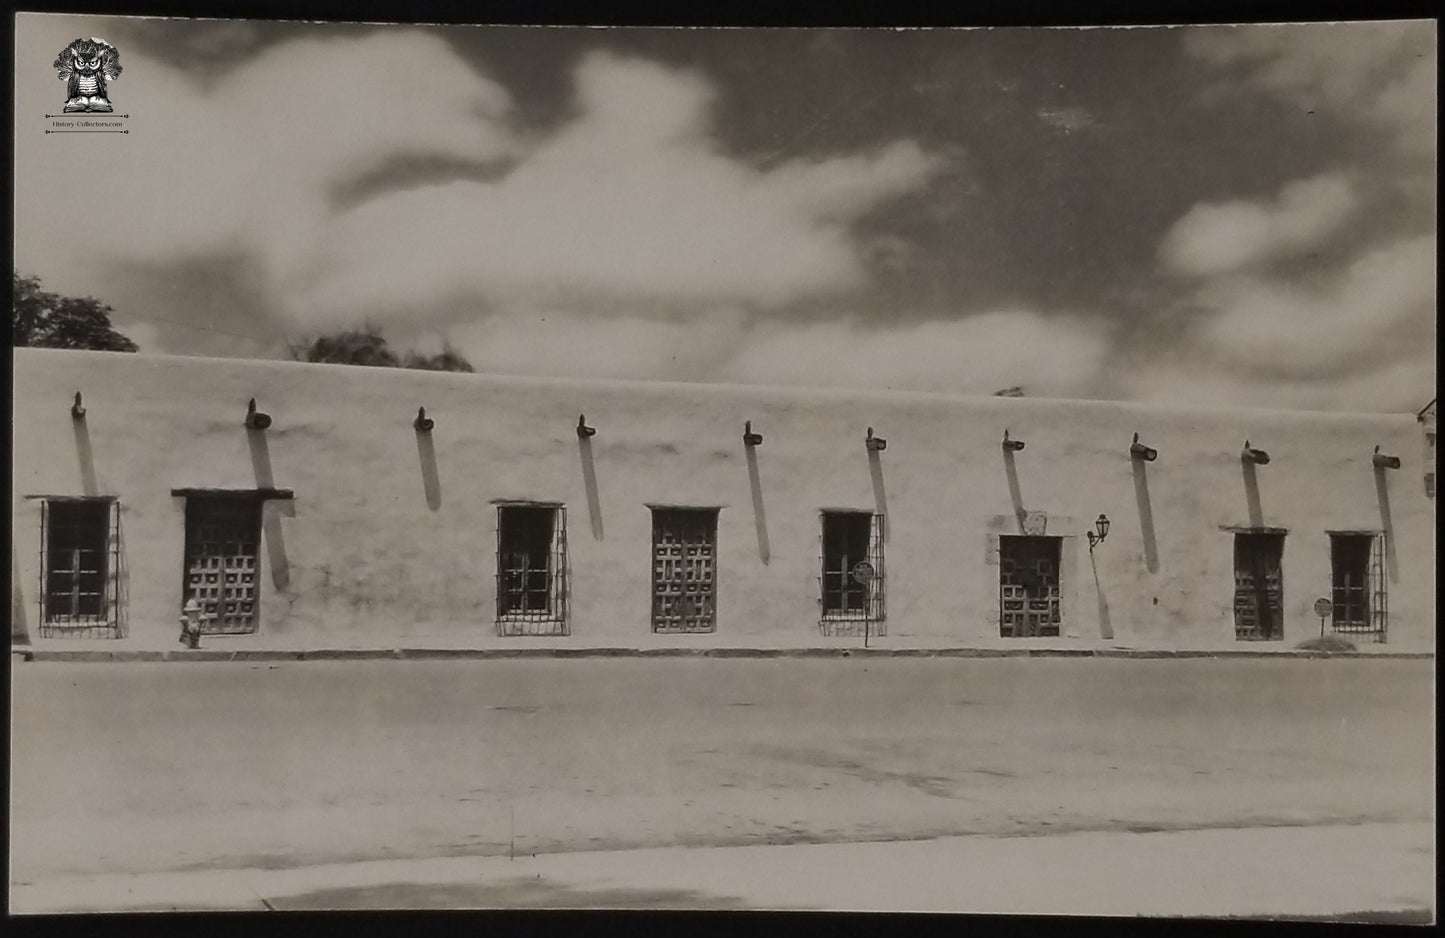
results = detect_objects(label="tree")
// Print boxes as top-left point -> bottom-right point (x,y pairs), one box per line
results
13,271 -> 139,352
291,325 -> 474,373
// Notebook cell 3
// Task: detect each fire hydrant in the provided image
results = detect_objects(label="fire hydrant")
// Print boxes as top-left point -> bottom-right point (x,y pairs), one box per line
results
178,597 -> 204,649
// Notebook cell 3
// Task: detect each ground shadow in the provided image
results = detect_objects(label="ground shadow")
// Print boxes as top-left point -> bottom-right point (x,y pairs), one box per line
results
1089,547 -> 1114,640
269,878 -> 745,911
579,436 -> 604,540
1241,461 -> 1264,528
745,444 -> 770,564
1003,449 -> 1025,530
415,429 -> 442,511
1373,466 -> 1400,584
867,449 -> 889,542
72,418 -> 99,496
1132,460 -> 1160,573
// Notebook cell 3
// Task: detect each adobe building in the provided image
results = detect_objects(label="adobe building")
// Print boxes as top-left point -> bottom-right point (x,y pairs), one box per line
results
10,347 -> 1437,650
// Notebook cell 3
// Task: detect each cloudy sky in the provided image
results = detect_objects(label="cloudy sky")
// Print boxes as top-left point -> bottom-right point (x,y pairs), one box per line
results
14,14 -> 1436,412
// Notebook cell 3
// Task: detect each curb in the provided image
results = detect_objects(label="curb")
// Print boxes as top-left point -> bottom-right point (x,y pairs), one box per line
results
11,647 -> 1435,662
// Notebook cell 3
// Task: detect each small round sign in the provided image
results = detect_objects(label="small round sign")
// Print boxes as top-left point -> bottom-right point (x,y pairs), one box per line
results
851,561 -> 875,584
1313,597 -> 1332,617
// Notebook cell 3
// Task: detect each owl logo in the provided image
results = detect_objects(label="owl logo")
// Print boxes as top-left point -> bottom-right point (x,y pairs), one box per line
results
54,37 -> 122,113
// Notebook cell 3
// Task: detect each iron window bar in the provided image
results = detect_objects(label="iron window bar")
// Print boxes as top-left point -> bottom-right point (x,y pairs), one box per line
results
818,511 -> 886,637
998,535 -> 1062,638
39,497 -> 121,639
1330,533 -> 1388,643
650,508 -> 719,633
182,495 -> 263,634
495,504 -> 569,636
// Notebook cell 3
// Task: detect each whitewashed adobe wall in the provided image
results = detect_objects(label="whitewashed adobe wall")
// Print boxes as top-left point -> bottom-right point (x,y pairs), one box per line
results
11,348 -> 1436,648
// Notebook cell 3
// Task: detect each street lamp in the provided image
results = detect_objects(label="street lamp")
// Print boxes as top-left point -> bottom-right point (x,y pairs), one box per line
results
1086,513 -> 1110,550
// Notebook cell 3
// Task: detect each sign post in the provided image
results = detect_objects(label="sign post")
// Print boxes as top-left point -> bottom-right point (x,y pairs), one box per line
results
1313,597 -> 1332,638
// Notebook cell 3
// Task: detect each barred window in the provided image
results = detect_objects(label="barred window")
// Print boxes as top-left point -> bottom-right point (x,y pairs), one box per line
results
819,511 -> 885,636
40,498 -> 120,639
496,504 -> 568,636
1330,533 -> 1387,642
651,508 -> 718,633
999,535 -> 1062,638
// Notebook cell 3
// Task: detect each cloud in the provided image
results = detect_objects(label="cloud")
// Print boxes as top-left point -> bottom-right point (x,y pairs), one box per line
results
1133,233 -> 1436,411
441,309 -> 748,383
717,311 -> 1112,398
434,307 -> 1112,400
286,52 -> 940,329
16,21 -> 519,306
1184,21 -> 1436,154
17,27 -> 941,341
1159,173 -> 1358,277
1120,349 -> 1435,415
1036,106 -> 1096,132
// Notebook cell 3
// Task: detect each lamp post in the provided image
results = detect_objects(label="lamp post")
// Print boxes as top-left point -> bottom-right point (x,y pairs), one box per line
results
1086,513 -> 1110,551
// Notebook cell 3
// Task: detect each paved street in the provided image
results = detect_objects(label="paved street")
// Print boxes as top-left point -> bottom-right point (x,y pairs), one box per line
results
10,656 -> 1435,914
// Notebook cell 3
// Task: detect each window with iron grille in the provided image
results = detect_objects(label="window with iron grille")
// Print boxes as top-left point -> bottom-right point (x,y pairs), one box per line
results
1330,532 -> 1387,642
819,511 -> 885,637
496,504 -> 568,636
183,495 -> 263,634
999,535 -> 1062,637
651,507 -> 718,633
40,498 -> 121,639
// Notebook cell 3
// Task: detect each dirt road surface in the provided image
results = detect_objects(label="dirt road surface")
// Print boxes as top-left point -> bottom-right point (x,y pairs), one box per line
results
10,656 -> 1434,914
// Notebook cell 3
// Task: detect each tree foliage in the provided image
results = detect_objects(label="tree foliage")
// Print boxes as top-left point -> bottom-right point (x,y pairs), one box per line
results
13,271 -> 139,352
290,325 -> 474,373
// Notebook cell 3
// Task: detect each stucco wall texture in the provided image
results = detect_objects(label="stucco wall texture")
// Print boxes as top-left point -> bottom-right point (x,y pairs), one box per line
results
12,348 -> 1436,649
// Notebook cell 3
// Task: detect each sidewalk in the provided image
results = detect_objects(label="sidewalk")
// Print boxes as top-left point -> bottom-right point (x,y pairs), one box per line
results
12,630 -> 1434,662
11,821 -> 1435,917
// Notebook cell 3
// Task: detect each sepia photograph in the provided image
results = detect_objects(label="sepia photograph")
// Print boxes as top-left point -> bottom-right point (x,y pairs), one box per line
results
9,8 -> 1437,921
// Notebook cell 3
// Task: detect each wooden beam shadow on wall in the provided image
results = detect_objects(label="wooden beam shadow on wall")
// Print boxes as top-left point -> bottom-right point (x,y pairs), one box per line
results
578,435 -> 604,540
867,449 -> 889,543
1374,465 -> 1400,584
72,415 -> 99,496
263,500 -> 293,592
247,428 -> 292,592
744,441 -> 770,564
1088,546 -> 1114,640
1241,460 -> 1265,529
11,545 -> 30,646
247,427 -> 275,489
1131,459 -> 1160,573
1002,448 -> 1026,531
415,428 -> 442,511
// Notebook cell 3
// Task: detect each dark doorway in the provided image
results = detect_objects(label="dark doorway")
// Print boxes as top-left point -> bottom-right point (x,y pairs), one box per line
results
651,508 -> 718,633
999,535 -> 1062,637
1233,532 -> 1284,641
183,496 -> 262,634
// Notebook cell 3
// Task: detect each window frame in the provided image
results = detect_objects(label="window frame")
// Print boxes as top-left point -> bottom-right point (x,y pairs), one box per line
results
494,502 -> 569,636
649,506 -> 720,634
38,496 -> 121,639
818,509 -> 886,636
1328,531 -> 1388,643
